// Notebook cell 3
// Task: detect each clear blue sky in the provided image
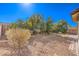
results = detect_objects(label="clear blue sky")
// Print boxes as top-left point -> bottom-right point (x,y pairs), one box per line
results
0,3 -> 78,27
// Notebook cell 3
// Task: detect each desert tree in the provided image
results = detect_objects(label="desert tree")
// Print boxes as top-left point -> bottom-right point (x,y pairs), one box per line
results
46,16 -> 53,34
28,14 -> 43,34
16,19 -> 25,28
58,20 -> 68,33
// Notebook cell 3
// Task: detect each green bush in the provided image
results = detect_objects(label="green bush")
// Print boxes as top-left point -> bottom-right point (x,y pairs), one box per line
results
59,28 -> 67,33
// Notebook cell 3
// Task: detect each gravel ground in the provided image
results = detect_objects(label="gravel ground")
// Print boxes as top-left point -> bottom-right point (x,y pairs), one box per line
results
58,34 -> 78,39
0,33 -> 77,56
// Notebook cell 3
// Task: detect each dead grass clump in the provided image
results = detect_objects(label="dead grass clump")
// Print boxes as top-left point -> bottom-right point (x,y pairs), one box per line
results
5,28 -> 31,55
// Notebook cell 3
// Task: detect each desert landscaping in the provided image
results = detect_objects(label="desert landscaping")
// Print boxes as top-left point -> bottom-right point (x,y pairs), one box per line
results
0,3 -> 79,56
0,13 -> 78,56
0,33 -> 78,56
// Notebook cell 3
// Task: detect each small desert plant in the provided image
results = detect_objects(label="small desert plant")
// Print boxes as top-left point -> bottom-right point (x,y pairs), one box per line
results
5,28 -> 31,55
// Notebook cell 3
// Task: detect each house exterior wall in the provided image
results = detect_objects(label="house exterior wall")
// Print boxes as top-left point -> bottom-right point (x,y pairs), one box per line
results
0,23 -> 10,39
72,12 -> 79,22
0,25 -> 2,37
67,27 -> 77,35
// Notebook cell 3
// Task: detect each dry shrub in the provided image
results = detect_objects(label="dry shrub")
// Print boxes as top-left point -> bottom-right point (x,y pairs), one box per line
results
5,28 -> 31,55
5,28 -> 31,48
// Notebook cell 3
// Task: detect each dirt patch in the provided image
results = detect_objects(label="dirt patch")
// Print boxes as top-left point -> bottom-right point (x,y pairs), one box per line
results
0,33 -> 76,56
28,33 -> 76,56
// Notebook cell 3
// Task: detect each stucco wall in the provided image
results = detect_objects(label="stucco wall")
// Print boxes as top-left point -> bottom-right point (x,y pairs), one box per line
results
0,23 -> 10,39
0,25 -> 2,37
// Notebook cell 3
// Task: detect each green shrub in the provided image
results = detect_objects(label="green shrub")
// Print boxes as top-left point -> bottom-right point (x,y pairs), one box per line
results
59,28 -> 67,33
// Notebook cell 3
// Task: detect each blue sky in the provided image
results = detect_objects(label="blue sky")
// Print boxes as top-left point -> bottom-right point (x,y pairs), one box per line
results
0,3 -> 78,27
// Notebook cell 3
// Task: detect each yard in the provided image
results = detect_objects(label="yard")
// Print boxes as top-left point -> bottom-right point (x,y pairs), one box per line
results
0,33 -> 77,56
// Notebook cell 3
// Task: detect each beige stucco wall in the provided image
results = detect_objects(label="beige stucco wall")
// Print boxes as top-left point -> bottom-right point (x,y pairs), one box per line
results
0,23 -> 9,39
0,25 -> 2,37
